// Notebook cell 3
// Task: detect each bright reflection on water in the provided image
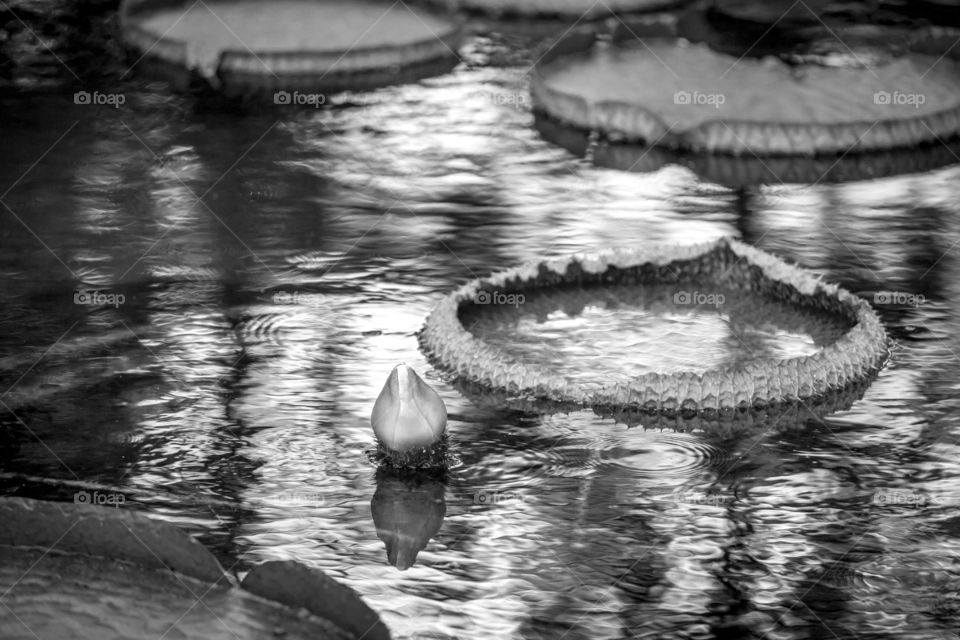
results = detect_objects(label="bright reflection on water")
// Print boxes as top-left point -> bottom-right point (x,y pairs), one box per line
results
1,5 -> 960,640
464,284 -> 852,383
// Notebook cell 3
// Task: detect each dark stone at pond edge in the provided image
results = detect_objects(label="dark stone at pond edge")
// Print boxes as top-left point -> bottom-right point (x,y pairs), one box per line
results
242,560 -> 392,640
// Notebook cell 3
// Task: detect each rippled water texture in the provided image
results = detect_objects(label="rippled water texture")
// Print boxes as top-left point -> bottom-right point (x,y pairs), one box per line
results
464,284 -> 853,384
2,2 -> 960,639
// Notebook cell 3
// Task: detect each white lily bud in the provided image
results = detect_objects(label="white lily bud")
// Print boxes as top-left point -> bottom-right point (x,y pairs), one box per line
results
371,364 -> 447,452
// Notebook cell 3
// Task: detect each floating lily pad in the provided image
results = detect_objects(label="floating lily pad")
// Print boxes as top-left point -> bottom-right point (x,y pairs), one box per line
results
530,22 -> 960,154
419,238 -> 889,415
242,561 -> 391,640
534,113 -> 960,186
0,498 -> 390,640
436,0 -> 688,19
120,0 -> 463,96
451,373 -> 877,433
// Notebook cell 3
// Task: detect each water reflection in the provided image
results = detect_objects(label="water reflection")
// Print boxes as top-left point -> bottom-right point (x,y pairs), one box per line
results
371,468 -> 447,570
464,282 -> 852,387
1,2 -> 960,639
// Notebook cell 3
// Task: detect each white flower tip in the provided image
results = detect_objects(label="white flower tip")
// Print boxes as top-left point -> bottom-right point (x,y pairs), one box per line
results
371,364 -> 447,452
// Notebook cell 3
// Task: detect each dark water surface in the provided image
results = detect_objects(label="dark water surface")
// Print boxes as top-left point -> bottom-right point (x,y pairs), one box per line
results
2,3 -> 960,639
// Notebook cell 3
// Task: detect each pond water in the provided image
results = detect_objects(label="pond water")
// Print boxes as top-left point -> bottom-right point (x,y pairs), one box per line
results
463,283 -> 853,383
2,2 -> 960,640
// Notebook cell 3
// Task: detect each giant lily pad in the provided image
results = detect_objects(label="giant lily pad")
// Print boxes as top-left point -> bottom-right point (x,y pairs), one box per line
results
0,497 -> 391,640
120,0 -> 463,96
436,0 -> 688,19
530,22 -> 960,155
419,238 -> 889,416
534,113 -> 960,186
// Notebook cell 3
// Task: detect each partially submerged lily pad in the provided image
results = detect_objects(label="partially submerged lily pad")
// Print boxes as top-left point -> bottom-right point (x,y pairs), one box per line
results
0,496 -> 225,583
0,497 -> 391,640
120,0 -> 463,95
242,561 -> 391,640
530,21 -> 960,154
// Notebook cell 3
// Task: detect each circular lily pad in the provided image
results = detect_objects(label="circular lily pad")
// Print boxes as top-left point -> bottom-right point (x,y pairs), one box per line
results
452,373 -> 878,433
530,23 -> 960,154
419,238 -> 889,415
438,0 -> 688,19
534,113 -> 960,186
0,498 -> 391,640
120,0 -> 463,95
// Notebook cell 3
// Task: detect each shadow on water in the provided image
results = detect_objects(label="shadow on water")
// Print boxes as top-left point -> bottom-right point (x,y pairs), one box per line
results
1,0 -> 960,638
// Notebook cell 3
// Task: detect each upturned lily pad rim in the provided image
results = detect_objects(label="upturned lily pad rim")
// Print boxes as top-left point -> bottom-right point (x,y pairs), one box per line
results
119,0 -> 464,94
532,111 -> 960,186
529,20 -> 960,155
449,369 -> 879,432
0,497 -> 391,640
420,238 -> 890,414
